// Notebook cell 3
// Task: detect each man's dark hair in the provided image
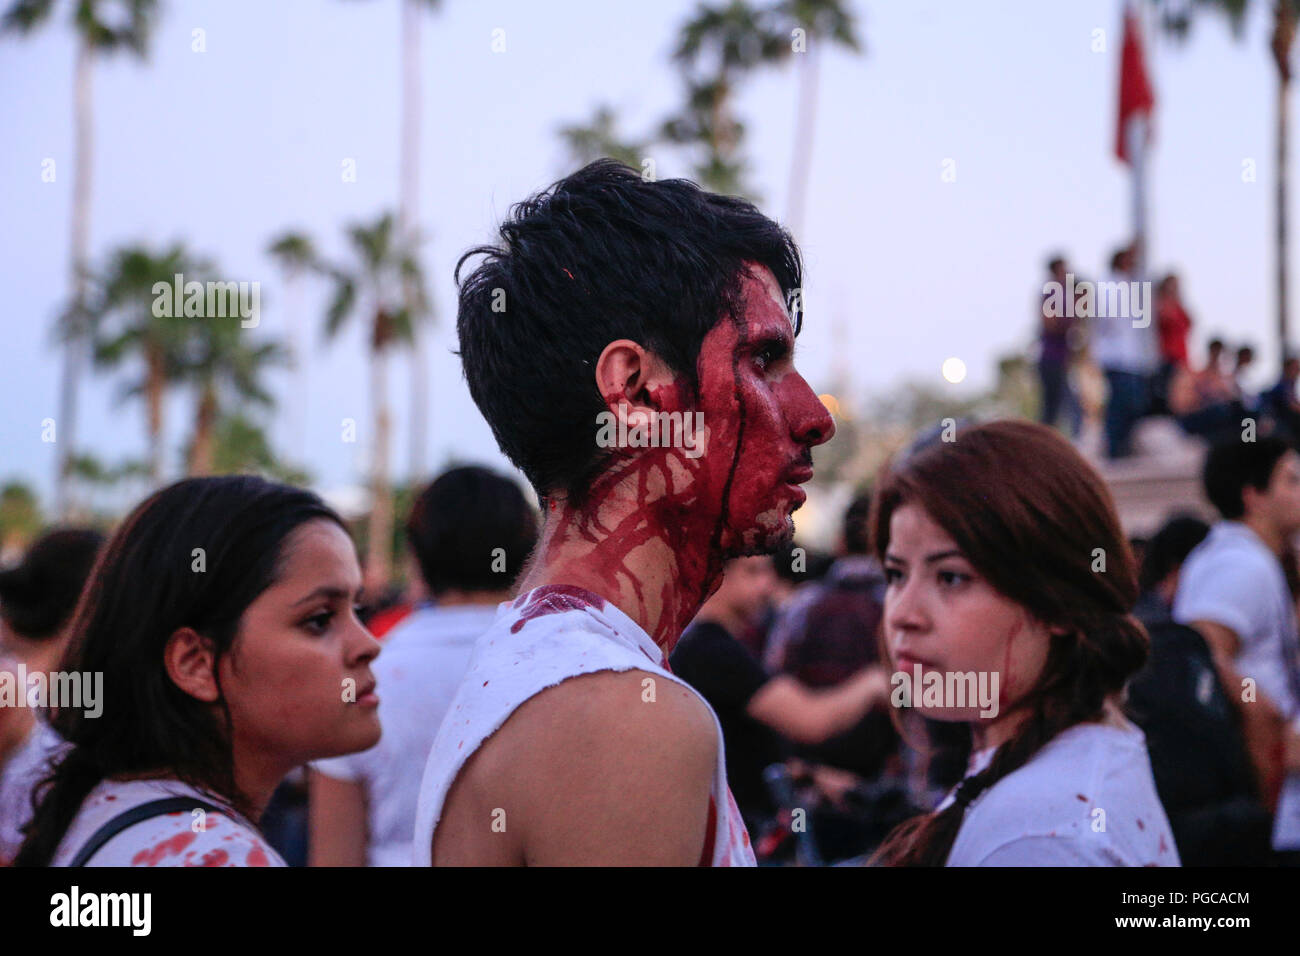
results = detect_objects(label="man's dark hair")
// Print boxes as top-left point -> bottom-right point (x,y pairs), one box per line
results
1046,255 -> 1065,273
454,159 -> 804,504
842,492 -> 872,555
0,528 -> 104,641
1139,514 -> 1210,593
407,466 -> 537,596
1110,247 -> 1129,271
1203,437 -> 1293,520
1208,338 -> 1226,353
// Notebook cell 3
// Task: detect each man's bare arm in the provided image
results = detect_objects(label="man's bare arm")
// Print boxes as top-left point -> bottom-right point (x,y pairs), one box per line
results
1189,619 -> 1287,808
746,667 -> 889,744
445,669 -> 718,866
307,770 -> 368,867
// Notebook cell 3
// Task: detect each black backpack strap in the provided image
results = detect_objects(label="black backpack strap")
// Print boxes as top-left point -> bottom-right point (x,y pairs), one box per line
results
69,797 -> 229,867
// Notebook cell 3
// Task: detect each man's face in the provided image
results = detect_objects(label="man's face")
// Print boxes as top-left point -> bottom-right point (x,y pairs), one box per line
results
1255,451 -> 1300,538
689,264 -> 835,556
714,555 -> 778,626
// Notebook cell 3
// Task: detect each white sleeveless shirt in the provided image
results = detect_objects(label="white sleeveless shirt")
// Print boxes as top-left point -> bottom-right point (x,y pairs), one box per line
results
413,585 -> 755,866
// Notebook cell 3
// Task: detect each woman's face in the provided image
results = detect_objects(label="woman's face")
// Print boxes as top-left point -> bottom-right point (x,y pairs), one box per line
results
219,520 -> 381,769
882,503 -> 1052,737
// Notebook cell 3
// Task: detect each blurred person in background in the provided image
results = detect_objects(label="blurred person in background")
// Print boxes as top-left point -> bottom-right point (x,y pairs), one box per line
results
309,465 -> 537,866
0,529 -> 104,865
1092,245 -> 1159,459
1233,345 -> 1258,408
14,477 -> 381,867
1261,356 -> 1300,444
1169,338 -> 1245,442
1127,515 -> 1274,865
1172,438 -> 1300,843
1153,273 -> 1192,414
767,494 -> 902,787
670,554 -> 890,841
1037,255 -> 1077,431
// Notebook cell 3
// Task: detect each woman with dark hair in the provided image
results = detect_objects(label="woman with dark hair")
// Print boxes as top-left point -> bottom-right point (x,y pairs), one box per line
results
14,476 -> 381,867
0,528 -> 105,864
869,420 -> 1178,866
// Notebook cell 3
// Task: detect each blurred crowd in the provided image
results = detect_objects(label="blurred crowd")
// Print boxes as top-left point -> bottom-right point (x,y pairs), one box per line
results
1035,247 -> 1300,457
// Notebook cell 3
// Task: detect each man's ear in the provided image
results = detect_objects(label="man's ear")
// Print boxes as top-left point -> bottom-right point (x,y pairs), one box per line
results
1240,485 -> 1263,520
594,339 -> 683,416
163,627 -> 221,703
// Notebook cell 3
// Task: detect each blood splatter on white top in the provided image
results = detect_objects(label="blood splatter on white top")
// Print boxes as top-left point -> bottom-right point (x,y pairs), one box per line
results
50,778 -> 286,867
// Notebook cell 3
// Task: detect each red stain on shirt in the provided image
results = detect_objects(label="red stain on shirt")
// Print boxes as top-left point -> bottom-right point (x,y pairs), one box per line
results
1075,794 -> 1088,802
246,844 -> 270,867
132,830 -> 197,866
199,849 -> 229,867
1136,818 -> 1145,830
510,585 -> 606,633
698,795 -> 718,867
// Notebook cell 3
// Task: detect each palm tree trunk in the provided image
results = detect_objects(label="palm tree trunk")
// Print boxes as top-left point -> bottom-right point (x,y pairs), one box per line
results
146,345 -> 165,486
1275,0 -> 1295,372
784,45 -> 821,238
1279,69 -> 1291,369
56,38 -> 94,518
401,0 -> 429,483
190,383 -> 217,476
367,344 -> 393,591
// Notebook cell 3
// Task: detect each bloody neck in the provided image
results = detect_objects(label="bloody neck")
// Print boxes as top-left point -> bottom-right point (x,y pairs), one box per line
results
516,461 -> 729,654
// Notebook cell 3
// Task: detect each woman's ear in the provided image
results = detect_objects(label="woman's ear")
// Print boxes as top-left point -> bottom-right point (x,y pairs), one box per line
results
163,627 -> 221,703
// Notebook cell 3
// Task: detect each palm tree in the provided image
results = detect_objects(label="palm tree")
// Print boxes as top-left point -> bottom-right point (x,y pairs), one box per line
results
769,0 -> 862,236
0,481 -> 43,559
2,0 -> 160,518
399,0 -> 443,485
558,105 -> 651,169
663,0 -> 787,197
268,231 -> 318,464
1158,0 -> 1298,367
320,212 -> 430,589
182,319 -> 288,476
204,412 -> 310,487
86,243 -> 205,485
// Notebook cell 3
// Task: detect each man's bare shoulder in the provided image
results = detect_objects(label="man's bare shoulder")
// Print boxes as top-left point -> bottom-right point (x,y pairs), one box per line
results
479,668 -> 718,780
452,668 -> 719,865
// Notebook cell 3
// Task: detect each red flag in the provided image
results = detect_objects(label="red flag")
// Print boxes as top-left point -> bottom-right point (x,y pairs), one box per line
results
1116,5 -> 1155,164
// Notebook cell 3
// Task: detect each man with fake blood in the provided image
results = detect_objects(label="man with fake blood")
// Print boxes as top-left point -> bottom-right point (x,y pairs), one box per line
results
413,160 -> 835,866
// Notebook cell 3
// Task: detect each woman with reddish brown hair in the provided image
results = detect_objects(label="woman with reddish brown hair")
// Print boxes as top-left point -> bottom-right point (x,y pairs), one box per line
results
869,420 -> 1179,866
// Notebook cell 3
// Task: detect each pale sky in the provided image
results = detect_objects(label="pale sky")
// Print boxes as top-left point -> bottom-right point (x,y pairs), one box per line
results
0,0 -> 1287,510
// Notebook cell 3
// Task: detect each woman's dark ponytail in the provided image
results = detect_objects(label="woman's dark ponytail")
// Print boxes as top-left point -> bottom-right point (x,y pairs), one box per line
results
13,747 -> 104,867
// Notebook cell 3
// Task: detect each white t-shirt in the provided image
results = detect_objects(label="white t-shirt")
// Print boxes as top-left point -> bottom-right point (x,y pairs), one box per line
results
0,720 -> 64,864
1172,521 -> 1300,725
1090,271 -> 1159,373
413,585 -> 755,866
50,778 -> 286,867
940,721 -> 1179,866
313,603 -> 495,867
